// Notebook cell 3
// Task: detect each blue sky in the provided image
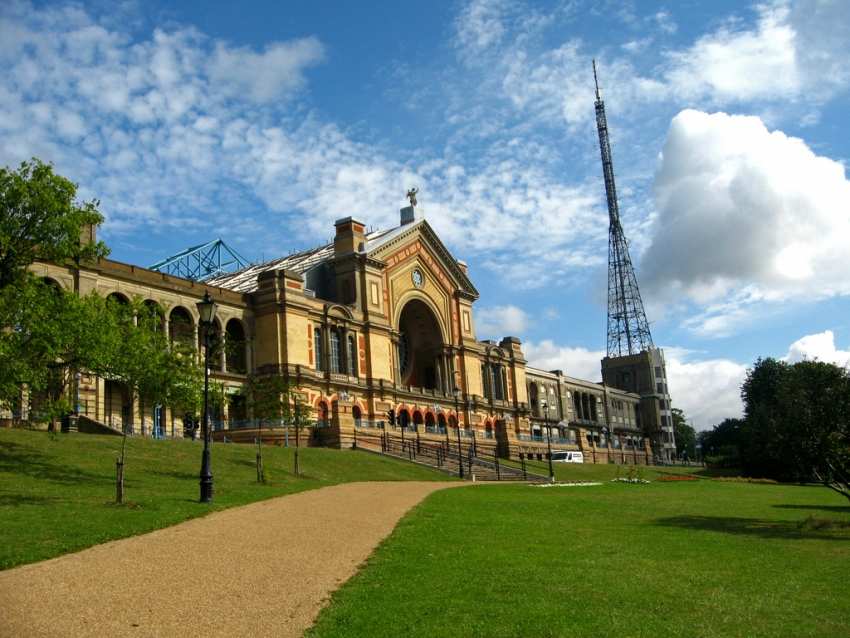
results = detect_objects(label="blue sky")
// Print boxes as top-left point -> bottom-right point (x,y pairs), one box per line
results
2,0 -> 850,428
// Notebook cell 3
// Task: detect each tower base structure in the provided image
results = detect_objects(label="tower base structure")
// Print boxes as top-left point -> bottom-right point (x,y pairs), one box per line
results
601,347 -> 676,463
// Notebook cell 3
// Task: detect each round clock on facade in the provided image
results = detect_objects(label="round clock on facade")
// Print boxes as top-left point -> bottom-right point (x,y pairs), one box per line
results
412,269 -> 424,288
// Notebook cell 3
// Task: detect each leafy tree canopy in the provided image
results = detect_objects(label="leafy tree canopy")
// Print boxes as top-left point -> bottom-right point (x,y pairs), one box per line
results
0,158 -> 108,288
671,408 -> 696,460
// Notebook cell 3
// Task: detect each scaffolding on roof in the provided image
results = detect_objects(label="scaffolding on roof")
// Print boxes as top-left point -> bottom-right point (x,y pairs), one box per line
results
148,239 -> 250,282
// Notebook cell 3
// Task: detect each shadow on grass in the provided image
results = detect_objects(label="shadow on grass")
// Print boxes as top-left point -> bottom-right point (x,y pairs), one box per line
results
149,469 -> 197,481
0,441 -> 109,485
0,493 -> 61,506
774,504 -> 850,514
655,515 -> 850,541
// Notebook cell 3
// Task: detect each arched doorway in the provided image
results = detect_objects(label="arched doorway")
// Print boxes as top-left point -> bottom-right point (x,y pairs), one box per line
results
412,410 -> 424,432
398,408 -> 410,430
437,413 -> 447,434
353,405 -> 362,428
397,299 -> 445,390
425,412 -> 436,432
317,401 -> 329,427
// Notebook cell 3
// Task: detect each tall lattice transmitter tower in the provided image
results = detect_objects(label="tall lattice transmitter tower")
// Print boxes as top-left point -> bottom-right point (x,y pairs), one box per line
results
592,60 -> 677,462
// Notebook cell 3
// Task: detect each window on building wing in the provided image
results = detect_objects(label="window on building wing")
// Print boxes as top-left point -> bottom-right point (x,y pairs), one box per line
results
329,329 -> 342,374
314,327 -> 324,372
347,334 -> 357,376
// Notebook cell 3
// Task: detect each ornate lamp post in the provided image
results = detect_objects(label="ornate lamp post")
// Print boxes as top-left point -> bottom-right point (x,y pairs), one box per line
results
196,291 -> 217,503
541,399 -> 554,483
453,385 -> 464,479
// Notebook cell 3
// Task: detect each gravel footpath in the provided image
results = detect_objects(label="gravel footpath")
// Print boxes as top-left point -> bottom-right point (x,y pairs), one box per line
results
0,481 -> 461,637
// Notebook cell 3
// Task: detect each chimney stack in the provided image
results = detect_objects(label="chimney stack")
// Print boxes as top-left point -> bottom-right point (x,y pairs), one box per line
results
334,217 -> 366,257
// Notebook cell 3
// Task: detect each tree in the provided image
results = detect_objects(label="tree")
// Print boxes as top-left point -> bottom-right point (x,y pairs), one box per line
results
247,374 -> 312,477
775,360 -> 850,501
0,281 -> 118,426
99,298 -> 202,503
699,418 -> 744,467
671,408 -> 696,461
740,357 -> 850,501
0,158 -> 107,288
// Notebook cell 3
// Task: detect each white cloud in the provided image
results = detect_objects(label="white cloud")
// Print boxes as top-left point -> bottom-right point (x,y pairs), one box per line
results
665,1 -> 850,105
784,330 -> 850,367
523,340 -> 603,382
663,348 -> 746,430
665,3 -> 799,102
524,340 -> 747,429
454,0 -> 508,59
208,38 -> 324,103
474,305 -> 530,339
0,1 -> 610,287
451,0 -> 850,140
643,109 -> 850,336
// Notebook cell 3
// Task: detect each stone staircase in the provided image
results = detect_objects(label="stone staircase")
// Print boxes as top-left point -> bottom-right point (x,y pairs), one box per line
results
355,430 -> 548,482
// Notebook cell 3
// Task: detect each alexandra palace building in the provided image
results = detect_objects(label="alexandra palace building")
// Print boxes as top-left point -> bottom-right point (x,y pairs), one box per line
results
20,202 -> 661,464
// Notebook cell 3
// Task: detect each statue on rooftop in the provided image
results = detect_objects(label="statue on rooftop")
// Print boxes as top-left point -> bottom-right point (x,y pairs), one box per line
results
406,187 -> 419,207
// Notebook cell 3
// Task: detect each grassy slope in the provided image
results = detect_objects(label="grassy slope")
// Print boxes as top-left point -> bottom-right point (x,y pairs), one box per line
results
310,480 -> 850,638
0,429 -> 450,570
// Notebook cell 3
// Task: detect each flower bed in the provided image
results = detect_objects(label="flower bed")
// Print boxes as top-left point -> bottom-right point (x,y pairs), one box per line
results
656,475 -> 699,482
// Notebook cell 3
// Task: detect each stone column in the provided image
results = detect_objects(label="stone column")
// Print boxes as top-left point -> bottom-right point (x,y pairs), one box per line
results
220,331 -> 227,373
391,333 -> 401,385
193,323 -> 200,364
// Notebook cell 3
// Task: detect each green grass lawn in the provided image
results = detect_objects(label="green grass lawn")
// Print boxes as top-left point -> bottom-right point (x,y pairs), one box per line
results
503,456 -> 736,482
0,428 -> 450,570
309,480 -> 850,638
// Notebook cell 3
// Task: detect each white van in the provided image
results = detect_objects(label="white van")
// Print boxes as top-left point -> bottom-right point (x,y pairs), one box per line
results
551,451 -> 584,464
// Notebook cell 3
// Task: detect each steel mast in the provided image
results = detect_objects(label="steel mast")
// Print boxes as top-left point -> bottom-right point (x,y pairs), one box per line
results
593,60 -> 654,357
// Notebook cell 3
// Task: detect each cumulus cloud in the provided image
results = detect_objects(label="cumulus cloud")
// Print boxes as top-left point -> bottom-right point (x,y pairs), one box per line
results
663,348 -> 747,430
523,340 -> 747,429
522,340 -> 603,382
784,330 -> 850,367
665,3 -> 799,102
643,109 -> 850,335
666,1 -> 850,105
208,38 -> 324,103
474,305 -> 530,340
0,0 -> 609,286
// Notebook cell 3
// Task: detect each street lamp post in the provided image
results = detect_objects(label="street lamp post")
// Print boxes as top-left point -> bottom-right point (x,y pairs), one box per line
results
196,291 -> 217,503
602,426 -> 609,464
453,386 -> 464,479
541,399 -> 554,482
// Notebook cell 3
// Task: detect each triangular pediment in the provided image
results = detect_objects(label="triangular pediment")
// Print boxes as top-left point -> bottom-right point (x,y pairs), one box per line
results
367,220 -> 479,300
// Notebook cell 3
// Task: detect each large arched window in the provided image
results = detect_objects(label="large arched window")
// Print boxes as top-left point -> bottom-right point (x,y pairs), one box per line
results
314,327 -> 324,371
141,300 -> 165,333
225,319 -> 246,374
208,319 -> 223,369
169,307 -> 195,350
347,334 -> 357,376
329,329 -> 342,374
529,383 -> 539,416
